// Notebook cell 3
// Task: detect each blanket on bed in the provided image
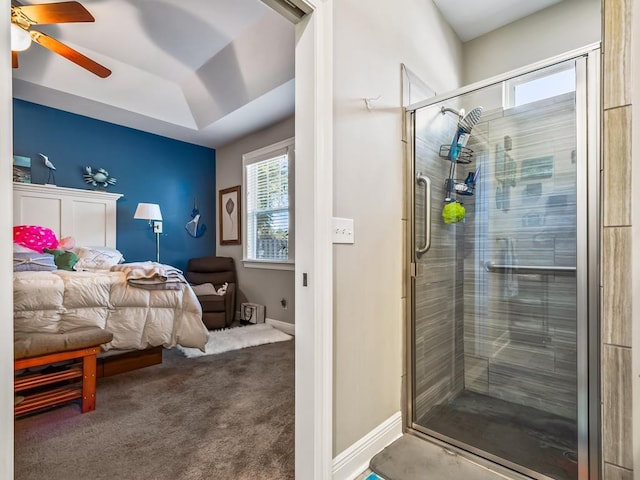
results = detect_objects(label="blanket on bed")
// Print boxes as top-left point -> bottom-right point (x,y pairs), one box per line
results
110,261 -> 186,290
14,268 -> 208,352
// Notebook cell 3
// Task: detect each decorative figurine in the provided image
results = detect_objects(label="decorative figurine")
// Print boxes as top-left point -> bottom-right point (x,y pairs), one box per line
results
185,198 -> 206,238
83,166 -> 117,188
40,153 -> 56,185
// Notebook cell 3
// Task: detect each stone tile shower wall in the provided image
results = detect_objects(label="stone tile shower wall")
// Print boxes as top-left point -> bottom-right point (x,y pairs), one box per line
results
602,0 -> 633,478
463,95 -> 578,420
413,105 -> 465,422
412,92 -> 578,424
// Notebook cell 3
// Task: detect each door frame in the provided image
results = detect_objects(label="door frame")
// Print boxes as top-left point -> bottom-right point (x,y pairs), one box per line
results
290,0 -> 335,477
0,1 -> 14,477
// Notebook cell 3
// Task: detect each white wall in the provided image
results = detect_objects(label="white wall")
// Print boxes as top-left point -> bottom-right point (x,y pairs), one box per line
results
0,0 -> 13,475
332,0 -> 463,454
216,116 -> 295,324
463,0 -> 601,84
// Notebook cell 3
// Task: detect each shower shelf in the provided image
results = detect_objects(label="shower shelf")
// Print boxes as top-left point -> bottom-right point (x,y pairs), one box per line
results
444,178 -> 475,197
438,145 -> 473,164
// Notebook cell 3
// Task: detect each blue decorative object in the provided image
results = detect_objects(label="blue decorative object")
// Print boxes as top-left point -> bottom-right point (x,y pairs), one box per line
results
365,473 -> 384,480
83,166 -> 117,188
185,198 -> 206,238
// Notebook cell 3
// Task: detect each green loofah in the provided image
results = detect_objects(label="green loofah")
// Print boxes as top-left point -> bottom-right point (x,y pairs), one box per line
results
442,201 -> 465,224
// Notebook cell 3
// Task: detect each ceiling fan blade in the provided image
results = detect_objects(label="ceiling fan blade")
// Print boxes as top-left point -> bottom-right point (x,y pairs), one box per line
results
14,2 -> 94,25
12,51 -> 19,69
31,31 -> 111,78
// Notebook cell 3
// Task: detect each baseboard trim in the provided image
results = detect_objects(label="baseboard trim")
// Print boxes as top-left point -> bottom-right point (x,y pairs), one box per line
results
332,411 -> 402,480
265,317 -> 295,336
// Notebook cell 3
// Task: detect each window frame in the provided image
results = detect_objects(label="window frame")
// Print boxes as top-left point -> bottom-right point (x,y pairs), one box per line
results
503,61 -> 576,109
241,137 -> 295,270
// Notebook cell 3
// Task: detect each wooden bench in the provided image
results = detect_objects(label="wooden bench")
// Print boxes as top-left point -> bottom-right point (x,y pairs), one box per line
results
14,327 -> 113,416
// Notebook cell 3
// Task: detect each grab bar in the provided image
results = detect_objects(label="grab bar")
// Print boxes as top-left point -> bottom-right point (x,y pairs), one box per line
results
484,261 -> 576,275
416,173 -> 432,255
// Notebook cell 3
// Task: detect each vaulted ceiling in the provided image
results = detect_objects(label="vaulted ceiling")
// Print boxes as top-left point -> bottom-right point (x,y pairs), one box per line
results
432,0 -> 564,42
12,0 -> 295,148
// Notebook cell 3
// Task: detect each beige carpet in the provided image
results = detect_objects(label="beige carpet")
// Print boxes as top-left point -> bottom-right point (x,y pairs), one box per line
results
15,340 -> 294,480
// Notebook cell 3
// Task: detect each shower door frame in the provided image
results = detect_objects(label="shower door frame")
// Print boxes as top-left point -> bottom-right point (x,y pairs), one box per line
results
404,44 -> 601,480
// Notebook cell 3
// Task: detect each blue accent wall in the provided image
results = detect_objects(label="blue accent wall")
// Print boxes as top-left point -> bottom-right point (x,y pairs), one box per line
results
13,99 -> 216,271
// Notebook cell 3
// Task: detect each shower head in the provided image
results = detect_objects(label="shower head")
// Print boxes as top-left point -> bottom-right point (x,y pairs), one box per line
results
458,106 -> 483,134
441,106 -> 464,118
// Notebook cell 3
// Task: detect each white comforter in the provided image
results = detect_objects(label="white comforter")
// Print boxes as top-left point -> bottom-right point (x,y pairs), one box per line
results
14,269 -> 208,351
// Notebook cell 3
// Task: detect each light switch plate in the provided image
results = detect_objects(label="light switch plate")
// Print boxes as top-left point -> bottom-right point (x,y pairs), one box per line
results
332,217 -> 354,244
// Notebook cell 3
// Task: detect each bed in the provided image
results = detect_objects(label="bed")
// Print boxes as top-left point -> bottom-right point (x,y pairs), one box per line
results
14,267 -> 207,352
13,183 -> 208,361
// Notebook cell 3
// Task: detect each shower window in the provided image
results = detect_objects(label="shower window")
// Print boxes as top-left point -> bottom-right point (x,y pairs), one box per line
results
503,63 -> 576,108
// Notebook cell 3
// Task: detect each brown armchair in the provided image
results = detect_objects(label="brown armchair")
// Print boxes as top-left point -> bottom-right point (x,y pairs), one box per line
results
185,256 -> 237,330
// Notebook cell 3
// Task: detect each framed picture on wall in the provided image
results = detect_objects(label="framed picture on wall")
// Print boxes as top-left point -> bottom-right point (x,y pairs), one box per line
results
219,185 -> 241,245
13,155 -> 31,183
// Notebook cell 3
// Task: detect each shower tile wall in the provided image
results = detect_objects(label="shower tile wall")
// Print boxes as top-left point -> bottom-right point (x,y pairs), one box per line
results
413,106 -> 465,422
462,94 -> 578,420
602,0 -> 634,475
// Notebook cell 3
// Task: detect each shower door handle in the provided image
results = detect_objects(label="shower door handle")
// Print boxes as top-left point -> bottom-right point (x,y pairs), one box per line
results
416,173 -> 432,255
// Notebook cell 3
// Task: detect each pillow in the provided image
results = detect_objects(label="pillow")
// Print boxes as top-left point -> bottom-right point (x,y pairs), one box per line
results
13,242 -> 39,253
13,252 -> 57,272
191,282 -> 229,296
59,236 -> 76,250
13,225 -> 59,253
73,246 -> 124,271
43,248 -> 79,271
191,283 -> 219,296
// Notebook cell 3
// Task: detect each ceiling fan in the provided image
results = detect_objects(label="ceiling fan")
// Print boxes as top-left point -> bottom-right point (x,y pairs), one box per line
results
11,1 -> 111,78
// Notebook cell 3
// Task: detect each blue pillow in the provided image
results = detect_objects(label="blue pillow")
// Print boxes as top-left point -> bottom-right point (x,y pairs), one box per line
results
13,252 -> 57,272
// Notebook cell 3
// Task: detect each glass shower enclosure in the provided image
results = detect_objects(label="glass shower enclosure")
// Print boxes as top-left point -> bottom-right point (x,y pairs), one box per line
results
406,48 -> 600,480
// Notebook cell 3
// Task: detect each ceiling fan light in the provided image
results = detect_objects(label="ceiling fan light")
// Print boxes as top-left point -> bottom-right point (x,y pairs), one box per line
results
11,24 -> 32,52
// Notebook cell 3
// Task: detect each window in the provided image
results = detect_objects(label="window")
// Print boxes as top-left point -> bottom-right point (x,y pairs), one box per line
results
242,137 -> 294,269
504,61 -> 576,109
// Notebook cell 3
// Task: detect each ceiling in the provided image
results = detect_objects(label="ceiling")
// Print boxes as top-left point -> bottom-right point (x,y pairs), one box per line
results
11,0 -> 564,149
432,0 -> 564,42
12,0 -> 296,148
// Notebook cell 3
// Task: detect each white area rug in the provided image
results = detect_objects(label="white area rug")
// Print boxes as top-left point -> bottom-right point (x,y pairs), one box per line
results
177,323 -> 292,358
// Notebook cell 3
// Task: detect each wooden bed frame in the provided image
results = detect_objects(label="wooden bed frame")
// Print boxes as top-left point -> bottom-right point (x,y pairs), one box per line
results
97,347 -> 163,378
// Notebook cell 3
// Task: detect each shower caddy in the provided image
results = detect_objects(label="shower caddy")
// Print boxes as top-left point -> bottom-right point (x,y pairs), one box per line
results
439,106 -> 483,201
438,145 -> 476,198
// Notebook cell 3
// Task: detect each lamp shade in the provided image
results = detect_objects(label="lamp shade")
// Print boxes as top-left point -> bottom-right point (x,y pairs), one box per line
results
11,24 -> 32,52
134,203 -> 162,221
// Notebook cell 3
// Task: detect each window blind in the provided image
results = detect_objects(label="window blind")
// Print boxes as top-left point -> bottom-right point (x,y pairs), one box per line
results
245,153 -> 289,261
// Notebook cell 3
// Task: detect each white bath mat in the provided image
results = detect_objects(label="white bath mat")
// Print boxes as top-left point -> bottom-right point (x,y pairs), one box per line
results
177,323 -> 292,358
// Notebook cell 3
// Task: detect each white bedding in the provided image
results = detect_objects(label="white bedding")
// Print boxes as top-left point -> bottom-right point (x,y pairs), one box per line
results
14,269 -> 208,352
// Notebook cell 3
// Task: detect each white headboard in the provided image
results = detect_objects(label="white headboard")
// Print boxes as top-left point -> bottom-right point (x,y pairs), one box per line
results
13,183 -> 123,248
